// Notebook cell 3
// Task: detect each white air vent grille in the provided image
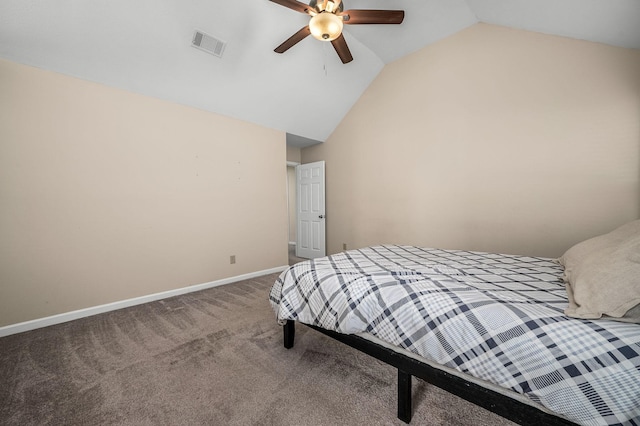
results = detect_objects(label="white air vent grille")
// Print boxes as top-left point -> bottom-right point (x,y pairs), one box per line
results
192,30 -> 226,58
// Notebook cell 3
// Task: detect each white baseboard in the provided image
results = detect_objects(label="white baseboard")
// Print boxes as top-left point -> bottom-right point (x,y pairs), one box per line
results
0,265 -> 289,338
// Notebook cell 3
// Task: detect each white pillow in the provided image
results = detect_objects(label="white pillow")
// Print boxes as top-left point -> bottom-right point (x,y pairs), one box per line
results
559,220 -> 640,323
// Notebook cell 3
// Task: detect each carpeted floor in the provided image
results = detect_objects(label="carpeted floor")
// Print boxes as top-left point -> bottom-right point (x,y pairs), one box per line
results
288,243 -> 307,266
0,273 -> 516,425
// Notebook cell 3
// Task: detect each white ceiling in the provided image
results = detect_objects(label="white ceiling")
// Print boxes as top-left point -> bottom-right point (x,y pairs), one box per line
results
1,0 -> 639,145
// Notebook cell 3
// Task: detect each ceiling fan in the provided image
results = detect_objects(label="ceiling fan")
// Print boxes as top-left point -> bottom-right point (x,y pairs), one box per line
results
270,0 -> 404,64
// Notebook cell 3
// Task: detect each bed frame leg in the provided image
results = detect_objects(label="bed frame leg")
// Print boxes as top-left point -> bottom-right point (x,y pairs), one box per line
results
398,369 -> 412,423
283,320 -> 295,349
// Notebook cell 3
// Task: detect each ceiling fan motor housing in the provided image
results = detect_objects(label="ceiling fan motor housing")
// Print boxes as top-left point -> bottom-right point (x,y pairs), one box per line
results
310,0 -> 344,14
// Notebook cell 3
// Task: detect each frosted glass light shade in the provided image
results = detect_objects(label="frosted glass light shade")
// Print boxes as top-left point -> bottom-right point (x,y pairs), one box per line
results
309,12 -> 343,41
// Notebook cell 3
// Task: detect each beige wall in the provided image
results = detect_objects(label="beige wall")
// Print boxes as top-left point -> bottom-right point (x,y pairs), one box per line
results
0,59 -> 288,327
286,146 -> 301,163
303,24 -> 640,258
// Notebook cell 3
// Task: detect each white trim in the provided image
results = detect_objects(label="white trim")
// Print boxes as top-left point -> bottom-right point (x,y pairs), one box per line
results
286,161 -> 300,167
0,266 -> 288,338
289,241 -> 296,245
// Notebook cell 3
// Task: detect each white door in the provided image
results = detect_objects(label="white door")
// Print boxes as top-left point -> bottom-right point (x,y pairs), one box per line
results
296,161 -> 326,259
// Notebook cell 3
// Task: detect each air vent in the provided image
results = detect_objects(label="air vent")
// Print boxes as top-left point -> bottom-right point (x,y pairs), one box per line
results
192,30 -> 226,58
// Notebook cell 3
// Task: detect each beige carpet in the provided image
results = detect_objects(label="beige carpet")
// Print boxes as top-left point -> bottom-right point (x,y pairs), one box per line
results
0,273 -> 516,425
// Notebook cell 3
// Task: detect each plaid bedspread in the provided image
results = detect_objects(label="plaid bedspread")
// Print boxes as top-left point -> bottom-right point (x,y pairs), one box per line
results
269,245 -> 640,426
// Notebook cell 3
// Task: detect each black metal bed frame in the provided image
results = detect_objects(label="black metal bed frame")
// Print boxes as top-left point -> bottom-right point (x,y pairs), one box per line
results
283,320 -> 576,425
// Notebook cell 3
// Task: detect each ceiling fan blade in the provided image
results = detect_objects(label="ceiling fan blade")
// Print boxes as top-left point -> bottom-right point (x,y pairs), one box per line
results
274,26 -> 312,53
331,34 -> 353,64
342,10 -> 404,25
269,0 -> 313,14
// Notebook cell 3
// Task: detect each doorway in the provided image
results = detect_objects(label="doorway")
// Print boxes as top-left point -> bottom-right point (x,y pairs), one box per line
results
286,160 -> 326,264
295,161 -> 326,259
286,162 -> 305,265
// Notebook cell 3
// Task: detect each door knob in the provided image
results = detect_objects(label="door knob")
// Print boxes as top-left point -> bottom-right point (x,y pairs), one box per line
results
319,215 -> 325,219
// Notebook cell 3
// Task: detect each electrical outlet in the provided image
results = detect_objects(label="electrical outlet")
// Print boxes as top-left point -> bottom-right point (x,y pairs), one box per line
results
230,255 -> 236,264
343,243 -> 347,251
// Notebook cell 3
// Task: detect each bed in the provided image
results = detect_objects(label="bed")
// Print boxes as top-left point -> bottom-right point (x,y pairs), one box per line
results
269,222 -> 640,425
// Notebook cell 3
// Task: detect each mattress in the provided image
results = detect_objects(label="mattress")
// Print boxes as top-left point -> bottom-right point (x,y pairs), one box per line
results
269,245 -> 640,425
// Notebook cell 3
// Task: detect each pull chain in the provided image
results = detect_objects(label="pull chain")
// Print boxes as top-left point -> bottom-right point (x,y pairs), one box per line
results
322,42 -> 328,77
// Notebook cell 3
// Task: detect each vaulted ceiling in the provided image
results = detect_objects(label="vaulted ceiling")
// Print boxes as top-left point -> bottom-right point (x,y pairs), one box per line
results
1,0 -> 639,145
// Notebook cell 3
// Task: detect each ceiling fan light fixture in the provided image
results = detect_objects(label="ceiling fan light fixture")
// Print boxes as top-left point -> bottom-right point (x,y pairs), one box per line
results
270,0 -> 403,64
309,12 -> 343,41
